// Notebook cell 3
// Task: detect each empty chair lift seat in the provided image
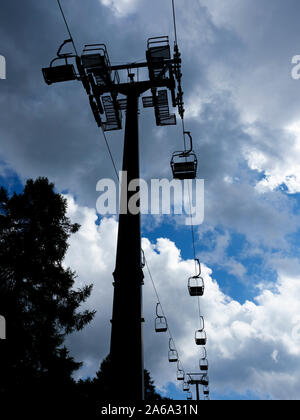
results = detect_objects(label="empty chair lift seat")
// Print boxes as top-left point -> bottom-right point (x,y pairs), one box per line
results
168,338 -> 178,363
168,349 -> 178,363
81,44 -> 112,87
155,316 -> 168,333
172,160 -> 197,180
171,153 -> 197,180
188,276 -> 204,297
146,36 -> 171,81
155,303 -> 168,333
183,382 -> 190,392
42,39 -> 78,86
200,359 -> 209,371
177,370 -> 185,381
43,64 -> 77,85
203,387 -> 210,396
171,132 -> 198,180
195,330 -> 207,346
200,375 -> 209,387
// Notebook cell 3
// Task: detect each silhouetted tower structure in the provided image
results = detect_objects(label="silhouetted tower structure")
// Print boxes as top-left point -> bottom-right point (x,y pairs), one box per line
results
187,373 -> 210,401
42,36 -> 184,399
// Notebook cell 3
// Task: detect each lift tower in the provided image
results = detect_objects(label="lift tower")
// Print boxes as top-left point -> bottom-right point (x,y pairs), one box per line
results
42,36 -> 183,400
187,373 -> 210,401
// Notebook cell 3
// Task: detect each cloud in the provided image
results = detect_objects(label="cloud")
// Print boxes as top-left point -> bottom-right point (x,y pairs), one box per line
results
99,0 -> 140,17
2,0 -> 300,400
245,121 -> 300,194
64,198 -> 300,400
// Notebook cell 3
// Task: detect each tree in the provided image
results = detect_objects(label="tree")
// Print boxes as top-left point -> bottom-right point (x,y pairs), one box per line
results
76,354 -> 171,411
0,178 -> 95,410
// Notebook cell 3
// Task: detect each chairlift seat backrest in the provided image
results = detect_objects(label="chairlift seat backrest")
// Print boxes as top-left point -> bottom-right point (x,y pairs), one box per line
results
155,317 -> 168,333
196,338 -> 206,345
189,287 -> 204,297
177,369 -> 184,381
42,64 -> 77,85
148,45 -> 171,61
188,277 -> 204,297
172,161 -> 197,179
200,359 -> 209,371
195,329 -> 207,346
183,383 -> 190,392
81,53 -> 105,69
168,350 -> 178,363
200,375 -> 209,387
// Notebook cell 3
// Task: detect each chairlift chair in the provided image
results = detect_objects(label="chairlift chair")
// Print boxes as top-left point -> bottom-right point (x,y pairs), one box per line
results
195,317 -> 207,345
200,374 -> 209,387
187,391 -> 193,400
177,362 -> 185,381
81,44 -> 113,87
155,303 -> 168,333
168,338 -> 178,363
188,259 -> 204,297
183,382 -> 190,392
146,36 -> 171,81
203,386 -> 210,396
171,132 -> 198,180
177,369 -> 185,381
42,39 -> 78,85
188,276 -> 204,297
195,330 -> 207,346
200,358 -> 209,371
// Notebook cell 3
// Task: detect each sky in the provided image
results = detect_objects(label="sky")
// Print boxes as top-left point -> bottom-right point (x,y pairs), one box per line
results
1,0 -> 300,400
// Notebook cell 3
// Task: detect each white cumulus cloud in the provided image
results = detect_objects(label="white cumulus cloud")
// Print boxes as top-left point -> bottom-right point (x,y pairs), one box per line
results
64,197 -> 300,400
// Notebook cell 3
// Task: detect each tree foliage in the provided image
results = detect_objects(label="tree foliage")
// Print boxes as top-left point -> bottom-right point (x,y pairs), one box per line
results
0,178 -> 95,407
76,354 -> 171,412
0,178 -> 168,413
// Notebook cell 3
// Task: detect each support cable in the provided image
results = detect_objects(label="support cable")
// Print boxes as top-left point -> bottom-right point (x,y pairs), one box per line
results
181,118 -> 203,330
145,258 -> 187,381
100,127 -> 120,182
171,0 -> 178,46
57,0 -> 79,56
170,0 -> 209,395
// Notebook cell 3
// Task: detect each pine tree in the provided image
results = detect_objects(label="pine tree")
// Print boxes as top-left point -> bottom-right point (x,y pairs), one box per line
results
0,178 -> 95,409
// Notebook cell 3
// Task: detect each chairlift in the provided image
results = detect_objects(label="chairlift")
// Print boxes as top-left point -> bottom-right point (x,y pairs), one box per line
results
171,132 -> 198,180
200,374 -> 209,387
155,303 -> 168,333
188,259 -> 204,297
195,330 -> 207,346
177,362 -> 185,381
187,391 -> 193,400
146,36 -> 171,81
199,358 -> 209,371
42,39 -> 78,85
195,317 -> 207,346
168,338 -> 178,363
203,386 -> 210,396
81,44 -> 113,87
183,382 -> 190,392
